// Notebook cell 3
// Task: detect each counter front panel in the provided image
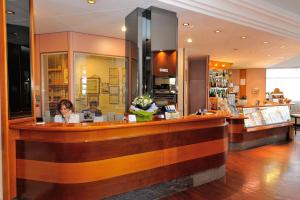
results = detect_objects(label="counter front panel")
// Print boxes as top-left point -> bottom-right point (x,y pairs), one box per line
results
11,115 -> 228,199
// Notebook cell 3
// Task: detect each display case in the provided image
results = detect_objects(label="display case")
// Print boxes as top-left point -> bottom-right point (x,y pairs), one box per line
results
41,53 -> 69,120
227,105 -> 292,151
243,105 -> 291,128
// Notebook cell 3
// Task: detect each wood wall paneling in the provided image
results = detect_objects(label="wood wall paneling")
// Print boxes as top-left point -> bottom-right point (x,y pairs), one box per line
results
153,50 -> 177,76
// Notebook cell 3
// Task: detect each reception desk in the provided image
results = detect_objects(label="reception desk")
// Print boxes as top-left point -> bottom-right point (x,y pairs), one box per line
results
10,114 -> 228,200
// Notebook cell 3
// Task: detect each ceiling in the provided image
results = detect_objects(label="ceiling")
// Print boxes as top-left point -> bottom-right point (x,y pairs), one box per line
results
31,0 -> 300,68
261,0 -> 300,18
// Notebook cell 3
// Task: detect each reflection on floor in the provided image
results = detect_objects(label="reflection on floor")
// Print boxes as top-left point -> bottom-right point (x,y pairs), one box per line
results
165,132 -> 300,200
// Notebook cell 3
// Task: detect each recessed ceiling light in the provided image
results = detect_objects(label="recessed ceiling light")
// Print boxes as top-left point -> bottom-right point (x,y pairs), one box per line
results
121,26 -> 127,32
6,10 -> 15,14
87,0 -> 96,4
233,48 -> 239,51
267,54 -> 271,57
263,41 -> 269,44
215,30 -> 222,33
240,36 -> 247,39
280,45 -> 287,48
183,23 -> 190,26
187,38 -> 193,43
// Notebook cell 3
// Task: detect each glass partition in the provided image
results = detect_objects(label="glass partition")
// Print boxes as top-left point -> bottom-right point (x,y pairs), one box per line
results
74,53 -> 126,121
41,53 -> 68,121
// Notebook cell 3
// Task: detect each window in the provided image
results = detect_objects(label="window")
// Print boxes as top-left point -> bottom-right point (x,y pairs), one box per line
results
266,68 -> 300,101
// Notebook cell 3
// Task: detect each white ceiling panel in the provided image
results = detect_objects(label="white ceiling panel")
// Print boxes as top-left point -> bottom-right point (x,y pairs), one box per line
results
32,0 -> 300,68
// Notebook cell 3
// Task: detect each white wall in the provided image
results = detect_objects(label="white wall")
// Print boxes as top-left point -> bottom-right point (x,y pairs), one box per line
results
177,48 -> 184,116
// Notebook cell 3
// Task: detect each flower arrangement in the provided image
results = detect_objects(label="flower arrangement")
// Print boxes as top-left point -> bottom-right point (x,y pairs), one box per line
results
129,95 -> 158,122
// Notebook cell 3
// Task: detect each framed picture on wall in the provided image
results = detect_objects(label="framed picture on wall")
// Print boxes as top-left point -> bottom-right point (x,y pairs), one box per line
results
87,95 -> 99,106
87,78 -> 100,94
109,67 -> 119,76
109,95 -> 119,104
109,76 -> 119,85
109,86 -> 119,95
101,82 -> 109,94
109,67 -> 119,85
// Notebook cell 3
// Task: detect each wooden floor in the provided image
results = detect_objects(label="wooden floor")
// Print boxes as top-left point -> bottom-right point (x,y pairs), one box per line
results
164,133 -> 300,200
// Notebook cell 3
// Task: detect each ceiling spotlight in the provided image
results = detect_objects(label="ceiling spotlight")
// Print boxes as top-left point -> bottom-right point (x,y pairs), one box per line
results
240,36 -> 247,39
6,10 -> 15,14
233,48 -> 239,51
183,23 -> 190,26
263,41 -> 269,44
187,38 -> 193,43
121,26 -> 127,32
267,54 -> 271,57
87,0 -> 96,4
215,30 -> 222,33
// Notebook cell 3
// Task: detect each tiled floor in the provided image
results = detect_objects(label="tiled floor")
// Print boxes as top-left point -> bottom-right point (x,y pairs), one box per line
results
164,133 -> 300,200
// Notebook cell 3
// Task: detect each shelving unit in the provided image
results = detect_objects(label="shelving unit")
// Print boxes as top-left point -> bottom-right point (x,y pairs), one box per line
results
209,68 -> 234,109
41,53 -> 69,119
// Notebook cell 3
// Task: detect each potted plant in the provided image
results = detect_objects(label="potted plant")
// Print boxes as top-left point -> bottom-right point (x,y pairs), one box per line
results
239,96 -> 247,106
129,95 -> 158,122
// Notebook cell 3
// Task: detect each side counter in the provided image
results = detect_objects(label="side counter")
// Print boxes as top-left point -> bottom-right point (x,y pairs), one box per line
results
227,105 -> 292,151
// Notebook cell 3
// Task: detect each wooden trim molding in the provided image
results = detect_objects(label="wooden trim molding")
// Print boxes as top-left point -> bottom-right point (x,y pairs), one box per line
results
1,0 -> 35,199
30,0 -> 36,121
0,0 -> 12,199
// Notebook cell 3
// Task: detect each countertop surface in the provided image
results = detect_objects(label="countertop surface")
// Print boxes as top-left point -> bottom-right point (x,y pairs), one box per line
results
10,112 -> 228,132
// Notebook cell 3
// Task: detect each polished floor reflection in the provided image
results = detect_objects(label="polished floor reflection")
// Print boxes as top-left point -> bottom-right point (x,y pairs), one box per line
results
165,133 -> 300,200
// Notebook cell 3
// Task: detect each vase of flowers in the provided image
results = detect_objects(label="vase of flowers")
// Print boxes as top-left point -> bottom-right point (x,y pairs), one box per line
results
129,95 -> 158,122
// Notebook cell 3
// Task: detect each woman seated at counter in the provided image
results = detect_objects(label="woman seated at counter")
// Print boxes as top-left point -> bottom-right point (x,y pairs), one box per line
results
54,99 -> 80,123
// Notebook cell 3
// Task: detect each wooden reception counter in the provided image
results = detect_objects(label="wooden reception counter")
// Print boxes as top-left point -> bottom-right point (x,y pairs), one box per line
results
10,114 -> 228,200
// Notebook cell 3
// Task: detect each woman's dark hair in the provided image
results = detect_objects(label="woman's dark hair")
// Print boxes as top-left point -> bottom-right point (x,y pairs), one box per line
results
56,99 -> 73,116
